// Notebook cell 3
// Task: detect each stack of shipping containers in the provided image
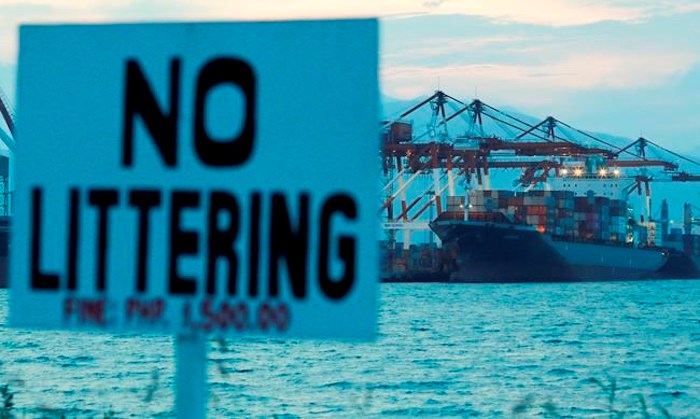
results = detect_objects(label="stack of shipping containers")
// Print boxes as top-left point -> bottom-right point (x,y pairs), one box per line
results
468,190 -> 631,243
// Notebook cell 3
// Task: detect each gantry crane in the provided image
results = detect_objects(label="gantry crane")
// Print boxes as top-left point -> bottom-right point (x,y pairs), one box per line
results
0,85 -> 15,216
0,86 -> 15,152
380,90 -> 700,245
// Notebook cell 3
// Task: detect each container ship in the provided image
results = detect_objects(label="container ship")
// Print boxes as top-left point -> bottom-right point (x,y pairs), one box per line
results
429,190 -> 668,282
426,162 -> 697,283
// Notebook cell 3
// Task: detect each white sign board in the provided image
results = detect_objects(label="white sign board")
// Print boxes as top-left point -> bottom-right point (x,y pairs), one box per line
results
10,20 -> 378,340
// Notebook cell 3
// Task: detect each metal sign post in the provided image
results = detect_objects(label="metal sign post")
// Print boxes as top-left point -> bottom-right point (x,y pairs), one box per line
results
175,334 -> 207,419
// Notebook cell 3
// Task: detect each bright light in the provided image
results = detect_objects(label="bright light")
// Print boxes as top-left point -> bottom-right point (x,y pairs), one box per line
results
613,169 -> 621,176
560,168 -> 569,176
573,168 -> 583,176
599,168 -> 607,176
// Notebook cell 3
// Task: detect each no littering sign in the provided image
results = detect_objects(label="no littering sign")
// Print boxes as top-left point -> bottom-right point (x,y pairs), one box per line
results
11,19 -> 378,418
10,20 -> 378,339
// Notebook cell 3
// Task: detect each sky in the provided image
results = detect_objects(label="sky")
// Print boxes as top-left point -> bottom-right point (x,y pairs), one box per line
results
0,0 -> 700,158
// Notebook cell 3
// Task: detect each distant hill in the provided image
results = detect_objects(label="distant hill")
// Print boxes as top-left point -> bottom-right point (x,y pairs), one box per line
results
688,145 -> 700,161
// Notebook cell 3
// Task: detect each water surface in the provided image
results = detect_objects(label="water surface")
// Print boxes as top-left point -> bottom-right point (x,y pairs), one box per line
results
1,281 -> 699,417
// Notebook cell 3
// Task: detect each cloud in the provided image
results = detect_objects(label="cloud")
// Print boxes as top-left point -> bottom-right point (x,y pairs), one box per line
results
638,0 -> 700,16
167,0 -> 700,27
423,0 -> 445,8
379,10 -> 700,152
383,35 -> 533,65
539,52 -> 694,89
432,0 -> 644,26
0,0 -> 699,152
3,0 -> 700,63
381,50 -> 696,111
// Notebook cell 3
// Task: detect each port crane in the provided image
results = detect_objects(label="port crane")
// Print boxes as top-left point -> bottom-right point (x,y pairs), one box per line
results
611,136 -> 700,219
380,92 -> 613,242
0,87 -> 14,134
0,85 -> 15,216
0,86 -> 15,152
380,90 -> 700,246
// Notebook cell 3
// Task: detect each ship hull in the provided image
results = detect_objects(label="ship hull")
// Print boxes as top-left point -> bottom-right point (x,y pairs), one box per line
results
430,220 -> 668,283
656,251 -> 700,279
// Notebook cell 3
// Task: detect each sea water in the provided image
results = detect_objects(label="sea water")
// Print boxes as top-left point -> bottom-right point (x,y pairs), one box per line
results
1,281 -> 699,417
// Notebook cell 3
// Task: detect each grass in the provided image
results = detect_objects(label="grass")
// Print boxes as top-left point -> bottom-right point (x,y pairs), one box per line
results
1,384 -> 14,419
511,375 -> 675,418
0,358 -> 683,418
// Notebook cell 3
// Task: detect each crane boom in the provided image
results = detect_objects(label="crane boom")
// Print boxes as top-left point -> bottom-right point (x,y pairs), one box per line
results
0,86 -> 16,152
0,87 -> 14,136
672,172 -> 700,182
